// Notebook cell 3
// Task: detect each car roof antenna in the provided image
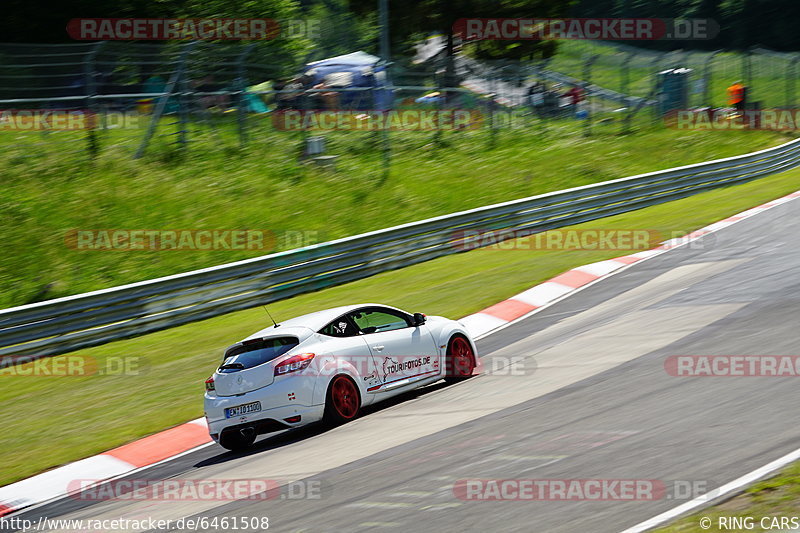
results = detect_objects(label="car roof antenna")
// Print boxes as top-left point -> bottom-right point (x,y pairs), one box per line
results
263,306 -> 280,328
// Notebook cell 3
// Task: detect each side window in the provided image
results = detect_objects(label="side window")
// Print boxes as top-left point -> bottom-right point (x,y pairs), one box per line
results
319,316 -> 359,337
349,308 -> 410,334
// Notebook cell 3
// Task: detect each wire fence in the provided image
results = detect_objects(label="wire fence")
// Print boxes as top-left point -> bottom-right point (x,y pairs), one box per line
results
1,39 -> 799,166
546,40 -> 800,109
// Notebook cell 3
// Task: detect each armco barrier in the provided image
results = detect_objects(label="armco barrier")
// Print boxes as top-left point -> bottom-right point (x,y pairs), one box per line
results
2,137 -> 800,360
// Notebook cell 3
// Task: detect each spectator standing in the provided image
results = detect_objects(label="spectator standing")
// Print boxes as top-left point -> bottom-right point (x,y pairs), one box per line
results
727,80 -> 747,113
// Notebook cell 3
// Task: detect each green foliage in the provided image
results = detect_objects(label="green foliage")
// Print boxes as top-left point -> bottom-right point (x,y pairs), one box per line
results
305,0 -> 379,59
570,0 -> 800,51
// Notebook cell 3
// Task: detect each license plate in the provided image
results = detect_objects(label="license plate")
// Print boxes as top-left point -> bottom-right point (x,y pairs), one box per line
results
225,401 -> 262,418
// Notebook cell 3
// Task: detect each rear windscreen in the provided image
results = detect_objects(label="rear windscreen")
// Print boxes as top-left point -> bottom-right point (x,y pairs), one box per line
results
219,337 -> 299,372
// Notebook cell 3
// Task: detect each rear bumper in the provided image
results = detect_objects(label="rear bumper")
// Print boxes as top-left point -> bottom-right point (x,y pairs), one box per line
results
204,377 -> 323,440
206,403 -> 325,441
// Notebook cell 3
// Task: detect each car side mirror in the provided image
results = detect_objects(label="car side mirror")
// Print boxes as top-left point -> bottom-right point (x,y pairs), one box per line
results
413,313 -> 427,326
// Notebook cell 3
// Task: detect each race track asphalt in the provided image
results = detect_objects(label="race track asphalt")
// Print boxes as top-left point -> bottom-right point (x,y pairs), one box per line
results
7,196 -> 800,533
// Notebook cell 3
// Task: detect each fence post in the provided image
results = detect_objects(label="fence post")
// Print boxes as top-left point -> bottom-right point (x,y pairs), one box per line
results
489,69 -> 497,149
703,50 -> 721,108
434,83 -> 444,147
378,0 -> 391,183
620,51 -> 635,134
788,56 -> 800,108
236,44 -> 255,149
175,44 -> 194,152
743,47 -> 753,102
378,61 -> 392,183
620,51 -> 633,98
83,41 -> 106,158
651,56 -> 666,122
582,55 -> 598,137
134,41 -> 195,159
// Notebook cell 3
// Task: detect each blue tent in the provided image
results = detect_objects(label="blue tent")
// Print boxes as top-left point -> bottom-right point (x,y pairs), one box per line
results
302,51 -> 392,109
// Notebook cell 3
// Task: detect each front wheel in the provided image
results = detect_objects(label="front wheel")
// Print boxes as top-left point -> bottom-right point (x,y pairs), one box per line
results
444,335 -> 475,383
323,375 -> 361,425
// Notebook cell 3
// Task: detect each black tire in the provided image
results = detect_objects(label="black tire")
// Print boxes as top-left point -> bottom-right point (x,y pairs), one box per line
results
219,427 -> 257,451
444,334 -> 476,384
323,375 -> 361,426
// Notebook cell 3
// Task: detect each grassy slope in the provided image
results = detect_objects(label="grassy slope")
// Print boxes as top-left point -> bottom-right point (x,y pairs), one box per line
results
3,164 -> 800,487
0,117 -> 789,308
657,461 -> 800,532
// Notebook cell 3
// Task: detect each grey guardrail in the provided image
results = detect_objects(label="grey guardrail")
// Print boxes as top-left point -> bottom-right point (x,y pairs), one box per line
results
3,136 -> 800,361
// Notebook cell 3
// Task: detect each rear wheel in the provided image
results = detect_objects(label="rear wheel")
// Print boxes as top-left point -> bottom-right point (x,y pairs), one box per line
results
219,427 -> 257,451
323,375 -> 361,425
445,335 -> 475,383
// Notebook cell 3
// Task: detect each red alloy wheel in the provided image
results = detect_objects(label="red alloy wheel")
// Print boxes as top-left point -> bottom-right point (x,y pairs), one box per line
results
330,375 -> 359,419
448,336 -> 475,378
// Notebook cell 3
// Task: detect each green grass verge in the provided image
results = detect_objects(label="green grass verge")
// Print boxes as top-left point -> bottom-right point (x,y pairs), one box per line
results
656,461 -> 800,532
0,116 -> 790,308
3,165 -> 800,487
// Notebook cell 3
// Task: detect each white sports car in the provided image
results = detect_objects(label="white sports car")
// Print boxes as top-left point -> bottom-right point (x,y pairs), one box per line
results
204,303 -> 478,450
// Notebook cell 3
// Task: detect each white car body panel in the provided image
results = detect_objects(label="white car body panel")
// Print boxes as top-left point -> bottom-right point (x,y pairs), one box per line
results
203,303 -> 477,444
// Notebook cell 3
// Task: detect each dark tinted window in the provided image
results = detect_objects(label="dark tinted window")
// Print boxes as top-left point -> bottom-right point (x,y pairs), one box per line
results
319,316 -> 359,337
219,337 -> 298,372
350,308 -> 410,334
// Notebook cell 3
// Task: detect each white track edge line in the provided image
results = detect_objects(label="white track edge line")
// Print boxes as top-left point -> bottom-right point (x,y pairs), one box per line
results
619,446 -> 800,533
8,189 -> 800,516
12,442 -> 215,516
475,191 -> 800,340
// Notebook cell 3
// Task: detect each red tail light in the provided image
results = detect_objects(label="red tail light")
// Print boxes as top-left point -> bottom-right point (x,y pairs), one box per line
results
274,353 -> 315,376
205,376 -> 215,392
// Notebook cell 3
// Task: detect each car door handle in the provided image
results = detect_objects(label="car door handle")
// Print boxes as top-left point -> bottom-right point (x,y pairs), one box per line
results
372,345 -> 385,351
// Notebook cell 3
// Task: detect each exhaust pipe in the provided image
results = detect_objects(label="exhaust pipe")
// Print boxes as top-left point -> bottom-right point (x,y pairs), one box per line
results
239,426 -> 256,439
